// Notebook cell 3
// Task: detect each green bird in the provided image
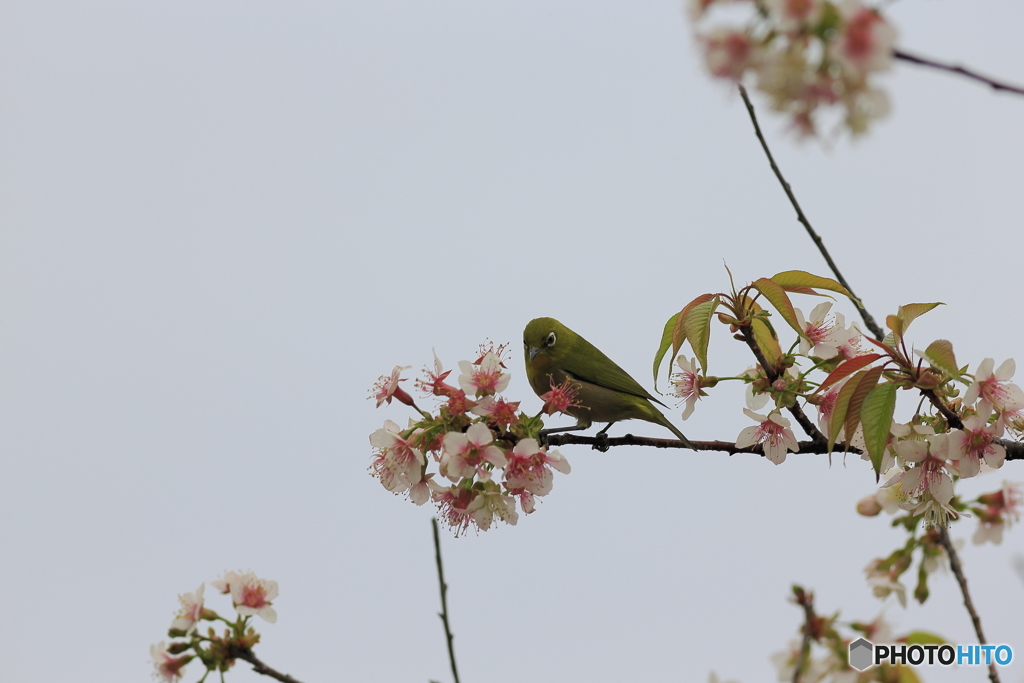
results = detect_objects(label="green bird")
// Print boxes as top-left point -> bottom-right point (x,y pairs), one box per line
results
523,317 -> 694,448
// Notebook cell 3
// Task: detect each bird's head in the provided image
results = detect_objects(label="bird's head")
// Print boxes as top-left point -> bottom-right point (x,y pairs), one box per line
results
523,317 -> 570,365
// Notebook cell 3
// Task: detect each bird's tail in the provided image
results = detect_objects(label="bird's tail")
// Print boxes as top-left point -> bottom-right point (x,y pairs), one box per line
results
654,410 -> 695,449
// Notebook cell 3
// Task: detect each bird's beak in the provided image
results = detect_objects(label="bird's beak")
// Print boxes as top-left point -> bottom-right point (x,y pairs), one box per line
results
528,346 -> 540,362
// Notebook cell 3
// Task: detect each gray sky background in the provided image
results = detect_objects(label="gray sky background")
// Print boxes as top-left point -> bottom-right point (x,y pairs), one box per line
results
1,2 -> 1022,682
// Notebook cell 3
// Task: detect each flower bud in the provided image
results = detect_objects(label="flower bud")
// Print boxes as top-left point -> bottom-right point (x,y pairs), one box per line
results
856,494 -> 882,516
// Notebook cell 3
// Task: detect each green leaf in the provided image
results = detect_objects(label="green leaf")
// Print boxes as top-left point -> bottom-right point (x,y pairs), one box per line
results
770,269 -> 858,305
652,312 -> 678,390
827,372 -> 861,451
844,366 -> 885,447
683,295 -> 719,375
819,354 -> 883,392
752,277 -> 805,340
861,382 -> 898,480
922,339 -> 960,379
749,300 -> 782,368
887,302 -> 944,339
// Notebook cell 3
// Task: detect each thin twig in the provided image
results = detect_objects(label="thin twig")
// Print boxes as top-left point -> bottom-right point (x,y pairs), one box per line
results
432,518 -> 461,683
895,49 -> 1024,97
936,528 -> 1000,683
791,587 -> 817,683
737,85 -> 885,341
231,648 -> 305,683
738,324 -> 828,446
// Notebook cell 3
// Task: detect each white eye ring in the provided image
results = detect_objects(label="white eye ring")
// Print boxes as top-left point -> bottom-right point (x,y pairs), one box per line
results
546,332 -> 556,346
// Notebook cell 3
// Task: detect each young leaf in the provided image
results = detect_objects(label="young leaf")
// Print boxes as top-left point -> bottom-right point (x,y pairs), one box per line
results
843,366 -> 885,446
671,294 -> 716,377
888,302 -> 945,339
819,354 -> 883,392
752,277 -> 805,340
770,270 -> 857,305
828,373 -> 861,451
861,382 -> 898,480
922,340 -> 960,379
653,312 -> 679,390
684,296 -> 719,375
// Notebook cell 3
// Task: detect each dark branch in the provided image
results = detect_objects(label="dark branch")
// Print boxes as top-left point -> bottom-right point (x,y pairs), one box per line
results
231,648 -> 304,683
543,432 -> 1024,461
432,518 -> 461,683
937,527 -> 1000,683
895,49 -> 1024,97
737,84 -> 885,341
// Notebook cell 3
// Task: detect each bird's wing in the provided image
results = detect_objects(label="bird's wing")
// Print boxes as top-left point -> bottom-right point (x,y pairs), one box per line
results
561,336 -> 665,406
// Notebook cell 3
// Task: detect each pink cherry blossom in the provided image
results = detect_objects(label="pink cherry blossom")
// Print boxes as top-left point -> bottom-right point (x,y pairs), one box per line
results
795,302 -> 852,359
832,3 -> 896,76
169,583 -> 205,635
211,570 -> 241,595
151,642 -> 190,682
670,356 -> 704,420
230,572 -> 279,623
539,376 -> 581,416
946,416 -> 1006,479
863,559 -> 907,608
702,28 -> 758,81
369,420 -> 425,493
458,352 -> 510,397
765,0 -> 824,32
369,365 -> 414,407
965,358 -> 1024,415
735,408 -> 799,464
972,481 -> 1022,545
433,485 -> 477,536
503,438 -> 571,510
440,422 -> 507,482
471,396 -> 521,426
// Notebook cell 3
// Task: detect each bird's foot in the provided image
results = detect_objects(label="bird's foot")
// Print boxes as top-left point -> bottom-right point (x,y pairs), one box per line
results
592,431 -> 610,452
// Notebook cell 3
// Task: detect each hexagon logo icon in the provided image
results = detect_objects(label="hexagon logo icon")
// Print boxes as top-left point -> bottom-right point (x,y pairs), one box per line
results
849,637 -> 874,671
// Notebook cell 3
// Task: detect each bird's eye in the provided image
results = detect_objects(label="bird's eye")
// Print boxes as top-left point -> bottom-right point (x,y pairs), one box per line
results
523,338 -> 527,346
546,332 -> 556,346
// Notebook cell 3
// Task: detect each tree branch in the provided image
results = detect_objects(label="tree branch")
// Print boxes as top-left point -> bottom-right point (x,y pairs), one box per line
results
936,527 -> 1000,683
737,84 -> 885,341
432,518 -> 461,683
231,648 -> 304,683
895,49 -> 1024,97
791,587 -> 817,683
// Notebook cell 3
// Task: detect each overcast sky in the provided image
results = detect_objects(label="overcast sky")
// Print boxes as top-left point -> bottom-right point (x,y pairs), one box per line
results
1,2 -> 1022,682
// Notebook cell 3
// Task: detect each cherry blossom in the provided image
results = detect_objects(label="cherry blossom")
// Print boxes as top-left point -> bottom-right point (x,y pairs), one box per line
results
832,2 -> 896,77
470,396 -> 521,426
670,356 -> 704,420
210,570 -> 241,595
864,558 -> 907,608
964,358 -> 1024,415
433,485 -> 477,536
230,572 -> 279,623
946,415 -> 1006,479
369,420 -> 425,494
150,642 -> 190,682
458,352 -> 510,397
503,438 -> 571,512
701,29 -> 759,81
735,408 -> 799,464
169,583 -> 205,635
467,484 -> 519,530
765,0 -> 825,33
440,422 -> 507,482
370,365 -> 414,407
539,376 -> 580,416
795,302 -> 845,359
972,481 -> 1022,545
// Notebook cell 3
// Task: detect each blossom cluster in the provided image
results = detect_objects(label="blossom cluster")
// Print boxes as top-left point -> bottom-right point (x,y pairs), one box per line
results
369,343 -> 570,535
691,0 -> 897,136
150,571 -> 279,682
